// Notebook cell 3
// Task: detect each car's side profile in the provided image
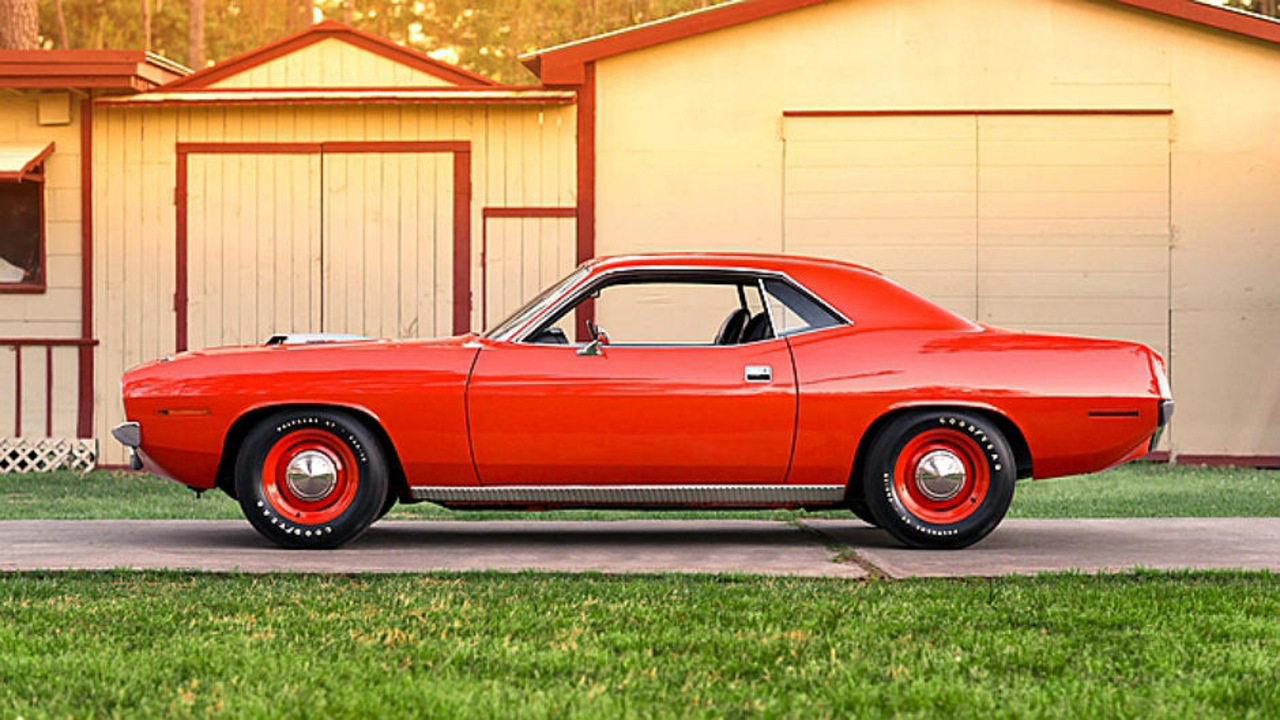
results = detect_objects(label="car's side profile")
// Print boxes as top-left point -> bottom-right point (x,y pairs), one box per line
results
115,253 -> 1172,550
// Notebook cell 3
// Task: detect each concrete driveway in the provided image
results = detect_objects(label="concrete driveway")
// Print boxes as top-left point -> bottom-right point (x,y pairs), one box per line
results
1,518 -> 1277,578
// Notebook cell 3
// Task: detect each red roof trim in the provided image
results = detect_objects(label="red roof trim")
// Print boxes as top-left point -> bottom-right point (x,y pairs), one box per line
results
528,0 -> 828,84
0,50 -> 187,91
163,19 -> 498,90
526,0 -> 1280,84
1113,0 -> 1280,44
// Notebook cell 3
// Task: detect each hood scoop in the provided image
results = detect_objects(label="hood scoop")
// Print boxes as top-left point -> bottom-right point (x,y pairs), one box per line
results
265,333 -> 371,346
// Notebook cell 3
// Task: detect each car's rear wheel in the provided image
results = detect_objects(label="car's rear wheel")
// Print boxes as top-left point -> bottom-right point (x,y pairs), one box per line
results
862,410 -> 1015,549
235,410 -> 388,549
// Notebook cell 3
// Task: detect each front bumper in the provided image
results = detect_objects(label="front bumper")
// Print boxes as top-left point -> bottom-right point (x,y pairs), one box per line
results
111,421 -> 145,471
1149,400 -> 1175,452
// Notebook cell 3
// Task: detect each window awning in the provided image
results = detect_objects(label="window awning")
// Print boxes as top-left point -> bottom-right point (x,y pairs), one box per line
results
0,142 -> 55,182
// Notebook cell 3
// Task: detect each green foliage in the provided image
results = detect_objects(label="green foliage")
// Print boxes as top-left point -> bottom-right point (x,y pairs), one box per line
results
36,0 -> 728,81
313,0 -> 729,82
38,0 -> 310,68
0,570 -> 1277,717
1,463 -> 1277,520
30,0 -> 1280,81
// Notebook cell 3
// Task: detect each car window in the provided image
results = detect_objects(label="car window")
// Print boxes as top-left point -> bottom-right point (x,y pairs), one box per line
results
526,276 -> 772,346
762,278 -> 844,336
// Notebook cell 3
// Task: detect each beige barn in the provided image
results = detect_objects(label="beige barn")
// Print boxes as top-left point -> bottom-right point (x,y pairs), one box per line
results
1,0 -> 1277,469
523,0 -> 1280,466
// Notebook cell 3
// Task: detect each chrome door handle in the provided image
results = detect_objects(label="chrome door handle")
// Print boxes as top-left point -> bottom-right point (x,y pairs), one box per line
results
744,365 -> 772,383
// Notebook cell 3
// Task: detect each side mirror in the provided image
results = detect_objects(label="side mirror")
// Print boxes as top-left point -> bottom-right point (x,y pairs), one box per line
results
581,320 -> 609,355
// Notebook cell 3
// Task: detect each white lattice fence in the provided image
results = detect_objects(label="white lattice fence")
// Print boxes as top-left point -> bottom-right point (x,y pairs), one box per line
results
0,438 -> 98,474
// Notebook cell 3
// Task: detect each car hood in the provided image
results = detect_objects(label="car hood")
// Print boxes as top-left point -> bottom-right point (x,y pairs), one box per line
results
123,333 -> 480,394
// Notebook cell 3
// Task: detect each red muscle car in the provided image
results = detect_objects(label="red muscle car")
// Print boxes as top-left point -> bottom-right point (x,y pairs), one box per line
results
114,253 -> 1172,550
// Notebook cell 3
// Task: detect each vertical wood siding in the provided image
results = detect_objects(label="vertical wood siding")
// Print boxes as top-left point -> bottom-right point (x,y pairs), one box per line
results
207,39 -> 458,89
322,151 -> 452,338
186,153 -> 322,349
482,215 -> 577,330
93,102 -> 576,464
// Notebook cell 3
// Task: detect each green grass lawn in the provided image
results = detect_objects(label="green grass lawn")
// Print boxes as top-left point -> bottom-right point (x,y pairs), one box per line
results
0,462 -> 1276,521
0,571 -> 1276,719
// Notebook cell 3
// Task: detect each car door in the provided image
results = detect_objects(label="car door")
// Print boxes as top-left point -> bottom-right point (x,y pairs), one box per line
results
466,274 -> 797,486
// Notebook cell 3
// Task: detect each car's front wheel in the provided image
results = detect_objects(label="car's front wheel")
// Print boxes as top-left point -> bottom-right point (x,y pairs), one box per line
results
235,410 -> 389,549
862,410 -> 1016,549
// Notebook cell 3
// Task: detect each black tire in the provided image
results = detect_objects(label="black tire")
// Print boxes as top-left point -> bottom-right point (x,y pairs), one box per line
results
848,499 -> 879,527
862,410 -> 1016,549
235,409 -> 389,549
376,490 -> 397,520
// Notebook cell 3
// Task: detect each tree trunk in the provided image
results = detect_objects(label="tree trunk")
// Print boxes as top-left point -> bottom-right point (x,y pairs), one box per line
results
140,0 -> 151,51
0,0 -> 39,50
54,0 -> 69,48
286,0 -> 311,32
187,0 -> 205,67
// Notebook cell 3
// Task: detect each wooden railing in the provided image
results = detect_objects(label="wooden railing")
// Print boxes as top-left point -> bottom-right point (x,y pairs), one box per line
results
1,337 -> 97,438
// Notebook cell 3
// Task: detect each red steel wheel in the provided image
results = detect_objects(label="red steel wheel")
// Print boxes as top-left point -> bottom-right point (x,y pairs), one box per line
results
862,410 -> 1017,549
261,428 -> 361,525
235,410 -> 389,549
890,427 -> 991,525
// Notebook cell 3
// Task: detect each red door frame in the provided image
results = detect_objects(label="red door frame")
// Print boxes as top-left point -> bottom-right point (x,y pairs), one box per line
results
174,140 -> 473,352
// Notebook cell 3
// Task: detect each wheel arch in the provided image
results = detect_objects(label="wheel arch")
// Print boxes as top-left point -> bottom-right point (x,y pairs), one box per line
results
215,403 -> 410,503
847,403 -> 1033,500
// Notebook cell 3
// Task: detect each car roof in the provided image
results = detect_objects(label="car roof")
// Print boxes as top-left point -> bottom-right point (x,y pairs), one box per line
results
585,252 -> 975,332
589,252 -> 883,278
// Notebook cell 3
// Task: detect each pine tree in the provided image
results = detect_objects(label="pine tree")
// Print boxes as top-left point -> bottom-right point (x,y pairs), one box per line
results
0,0 -> 40,49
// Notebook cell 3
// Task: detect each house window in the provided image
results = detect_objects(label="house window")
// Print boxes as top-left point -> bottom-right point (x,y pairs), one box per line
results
0,176 -> 44,292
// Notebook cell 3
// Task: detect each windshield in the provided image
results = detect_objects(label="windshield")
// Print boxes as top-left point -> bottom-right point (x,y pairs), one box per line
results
484,266 -> 590,340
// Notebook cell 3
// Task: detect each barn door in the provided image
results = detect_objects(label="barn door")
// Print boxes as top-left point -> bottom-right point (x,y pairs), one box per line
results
783,115 -> 979,318
975,115 -> 1171,357
321,151 -> 455,338
783,112 -> 1170,357
180,145 -> 466,352
185,152 -> 322,349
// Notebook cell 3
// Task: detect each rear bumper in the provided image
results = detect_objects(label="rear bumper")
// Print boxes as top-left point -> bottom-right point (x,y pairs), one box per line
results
1149,400 -> 1175,452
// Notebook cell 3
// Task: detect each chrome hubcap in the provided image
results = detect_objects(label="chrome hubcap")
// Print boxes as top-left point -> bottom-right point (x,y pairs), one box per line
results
285,450 -> 338,501
914,450 -> 967,501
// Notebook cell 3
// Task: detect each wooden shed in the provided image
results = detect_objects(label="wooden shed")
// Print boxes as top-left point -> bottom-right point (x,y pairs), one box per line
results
0,51 -> 184,471
83,21 -> 579,465
525,0 -> 1280,466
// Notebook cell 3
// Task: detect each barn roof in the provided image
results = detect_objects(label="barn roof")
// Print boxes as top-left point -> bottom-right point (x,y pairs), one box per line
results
161,19 -> 499,90
0,50 -> 188,92
523,0 -> 1280,84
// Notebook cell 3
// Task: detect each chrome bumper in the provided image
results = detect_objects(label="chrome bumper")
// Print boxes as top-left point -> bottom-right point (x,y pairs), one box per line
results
1149,400 -> 1175,452
111,421 -> 145,471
